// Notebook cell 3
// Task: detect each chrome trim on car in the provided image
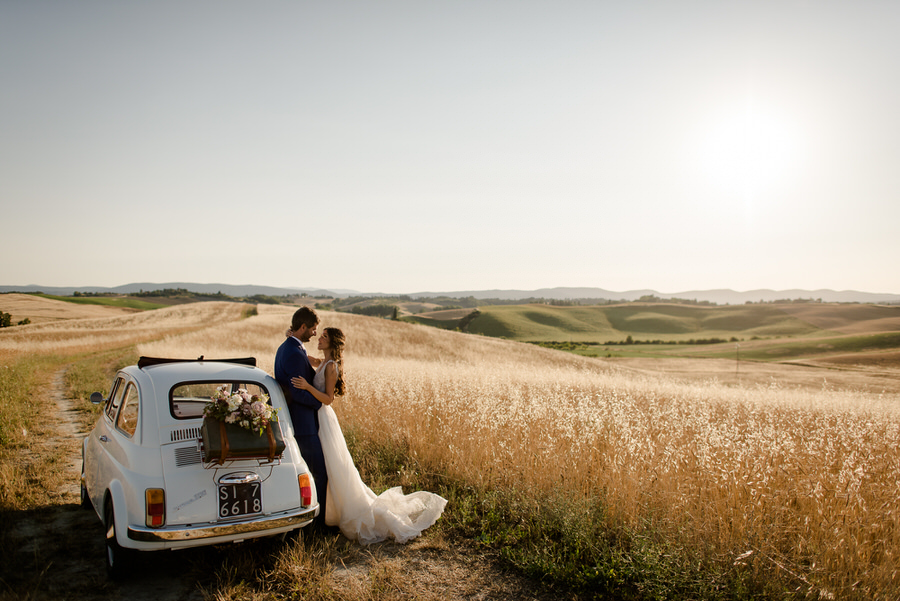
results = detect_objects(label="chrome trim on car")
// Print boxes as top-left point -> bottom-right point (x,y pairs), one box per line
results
127,505 -> 318,542
219,472 -> 260,485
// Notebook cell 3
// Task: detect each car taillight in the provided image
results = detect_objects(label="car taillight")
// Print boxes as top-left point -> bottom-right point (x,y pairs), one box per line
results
298,474 -> 312,507
145,488 -> 166,527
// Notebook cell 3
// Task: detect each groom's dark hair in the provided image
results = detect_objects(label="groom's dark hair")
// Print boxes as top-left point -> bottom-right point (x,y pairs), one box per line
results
291,306 -> 319,331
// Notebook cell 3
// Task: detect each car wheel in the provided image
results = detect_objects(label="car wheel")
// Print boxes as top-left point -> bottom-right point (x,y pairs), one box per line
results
80,461 -> 92,510
104,497 -> 132,580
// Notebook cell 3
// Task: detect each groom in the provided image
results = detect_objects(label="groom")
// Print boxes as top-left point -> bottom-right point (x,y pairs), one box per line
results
274,306 -> 327,528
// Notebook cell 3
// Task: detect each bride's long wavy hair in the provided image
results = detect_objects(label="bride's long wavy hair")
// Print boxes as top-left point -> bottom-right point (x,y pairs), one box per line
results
324,327 -> 346,396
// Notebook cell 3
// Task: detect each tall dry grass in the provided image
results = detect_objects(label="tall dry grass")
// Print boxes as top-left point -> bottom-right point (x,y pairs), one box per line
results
127,304 -> 900,597
0,302 -> 245,361
4,300 -> 892,596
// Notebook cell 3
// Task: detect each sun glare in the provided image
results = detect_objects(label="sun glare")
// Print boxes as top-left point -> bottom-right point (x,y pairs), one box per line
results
693,100 -> 801,201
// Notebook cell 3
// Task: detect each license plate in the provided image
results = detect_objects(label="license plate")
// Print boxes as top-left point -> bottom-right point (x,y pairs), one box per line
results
218,482 -> 262,518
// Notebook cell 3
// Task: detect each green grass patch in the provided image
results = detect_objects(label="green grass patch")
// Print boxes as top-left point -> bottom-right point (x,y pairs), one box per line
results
469,305 -> 619,341
604,305 -> 702,335
458,303 -> 835,344
34,293 -> 167,310
402,315 -> 463,330
441,486 -> 765,599
441,303 -> 900,364
696,332 -> 900,362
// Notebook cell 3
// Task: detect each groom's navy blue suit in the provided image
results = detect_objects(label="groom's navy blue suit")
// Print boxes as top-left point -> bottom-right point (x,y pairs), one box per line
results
274,336 -> 327,524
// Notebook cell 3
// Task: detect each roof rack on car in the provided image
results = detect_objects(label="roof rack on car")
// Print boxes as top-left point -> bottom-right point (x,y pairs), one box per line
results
137,356 -> 258,369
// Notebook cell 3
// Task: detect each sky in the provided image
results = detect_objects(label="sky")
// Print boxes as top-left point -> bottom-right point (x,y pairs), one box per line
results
2,1 -> 899,295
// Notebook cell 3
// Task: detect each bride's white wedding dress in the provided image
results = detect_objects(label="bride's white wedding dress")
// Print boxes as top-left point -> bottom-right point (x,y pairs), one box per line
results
314,361 -> 447,545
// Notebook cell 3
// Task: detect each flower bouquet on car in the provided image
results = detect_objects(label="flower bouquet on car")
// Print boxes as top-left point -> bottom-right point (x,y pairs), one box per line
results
200,386 -> 286,465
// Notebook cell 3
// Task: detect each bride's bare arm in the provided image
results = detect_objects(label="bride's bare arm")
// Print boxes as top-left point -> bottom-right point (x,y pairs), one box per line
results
290,362 -> 337,406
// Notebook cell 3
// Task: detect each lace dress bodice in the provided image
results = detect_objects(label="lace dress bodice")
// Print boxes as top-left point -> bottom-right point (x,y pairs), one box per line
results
313,360 -> 334,393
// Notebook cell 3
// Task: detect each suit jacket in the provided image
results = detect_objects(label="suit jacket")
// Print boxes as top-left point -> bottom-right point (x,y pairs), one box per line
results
274,336 -> 322,436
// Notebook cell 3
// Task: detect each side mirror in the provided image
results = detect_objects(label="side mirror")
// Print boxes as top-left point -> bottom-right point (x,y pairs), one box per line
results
90,392 -> 104,405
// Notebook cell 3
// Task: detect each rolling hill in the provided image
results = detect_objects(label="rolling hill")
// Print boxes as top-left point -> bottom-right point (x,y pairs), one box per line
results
409,302 -> 900,368
442,302 -> 895,342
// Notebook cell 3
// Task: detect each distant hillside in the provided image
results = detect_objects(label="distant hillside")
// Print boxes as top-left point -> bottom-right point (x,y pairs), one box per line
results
0,282 -> 347,298
2,283 -> 898,305
407,287 -> 900,305
413,302 -> 900,343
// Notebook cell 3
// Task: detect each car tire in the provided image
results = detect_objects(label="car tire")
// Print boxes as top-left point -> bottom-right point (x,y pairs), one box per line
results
104,497 -> 133,580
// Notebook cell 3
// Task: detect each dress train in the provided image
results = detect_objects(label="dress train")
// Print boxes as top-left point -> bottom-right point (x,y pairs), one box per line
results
315,363 -> 446,544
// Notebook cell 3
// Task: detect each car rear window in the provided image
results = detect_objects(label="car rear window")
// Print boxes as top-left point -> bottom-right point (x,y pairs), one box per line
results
170,381 -> 271,420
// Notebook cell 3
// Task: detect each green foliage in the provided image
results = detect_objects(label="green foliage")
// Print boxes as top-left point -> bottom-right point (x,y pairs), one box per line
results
34,289 -> 292,310
402,315 -> 464,330
349,304 -> 398,318
245,294 -> 281,305
131,287 -> 226,298
457,309 -> 481,332
0,311 -> 27,327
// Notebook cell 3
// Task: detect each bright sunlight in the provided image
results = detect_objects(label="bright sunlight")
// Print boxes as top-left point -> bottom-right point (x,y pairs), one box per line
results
693,98 -> 802,202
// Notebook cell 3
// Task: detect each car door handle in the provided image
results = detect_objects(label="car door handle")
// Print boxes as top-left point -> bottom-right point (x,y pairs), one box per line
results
99,435 -> 109,443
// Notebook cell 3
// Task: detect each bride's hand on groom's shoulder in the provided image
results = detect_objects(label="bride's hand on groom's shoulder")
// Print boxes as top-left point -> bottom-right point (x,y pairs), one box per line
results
291,376 -> 309,390
285,328 -> 293,338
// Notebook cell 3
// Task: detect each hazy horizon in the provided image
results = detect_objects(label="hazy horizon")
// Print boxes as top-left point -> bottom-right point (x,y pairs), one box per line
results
2,2 -> 898,294
3,281 -> 898,301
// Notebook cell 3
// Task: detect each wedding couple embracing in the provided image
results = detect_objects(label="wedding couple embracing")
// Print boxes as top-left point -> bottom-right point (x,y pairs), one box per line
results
274,306 -> 446,544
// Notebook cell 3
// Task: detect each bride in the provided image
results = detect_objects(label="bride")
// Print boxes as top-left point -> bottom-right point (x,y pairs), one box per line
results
291,327 -> 447,545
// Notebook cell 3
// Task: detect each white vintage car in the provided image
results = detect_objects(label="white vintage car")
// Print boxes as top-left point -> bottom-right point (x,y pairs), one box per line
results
81,356 -> 318,579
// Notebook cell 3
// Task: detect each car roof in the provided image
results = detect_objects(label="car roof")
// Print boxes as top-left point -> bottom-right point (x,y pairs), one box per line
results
117,359 -> 286,442
122,358 -> 276,389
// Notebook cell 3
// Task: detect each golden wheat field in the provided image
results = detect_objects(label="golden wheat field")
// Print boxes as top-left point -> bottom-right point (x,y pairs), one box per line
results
5,299 -> 900,597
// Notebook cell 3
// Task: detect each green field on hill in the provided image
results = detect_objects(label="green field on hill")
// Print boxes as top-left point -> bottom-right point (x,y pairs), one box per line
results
35,294 -> 168,310
408,302 -> 900,362
465,303 -> 827,342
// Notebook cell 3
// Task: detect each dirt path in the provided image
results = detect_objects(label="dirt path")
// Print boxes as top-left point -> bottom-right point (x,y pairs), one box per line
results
4,370 -> 558,601
5,370 -> 204,600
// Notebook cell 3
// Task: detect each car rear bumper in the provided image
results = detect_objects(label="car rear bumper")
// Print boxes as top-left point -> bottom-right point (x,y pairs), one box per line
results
127,505 -> 319,542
